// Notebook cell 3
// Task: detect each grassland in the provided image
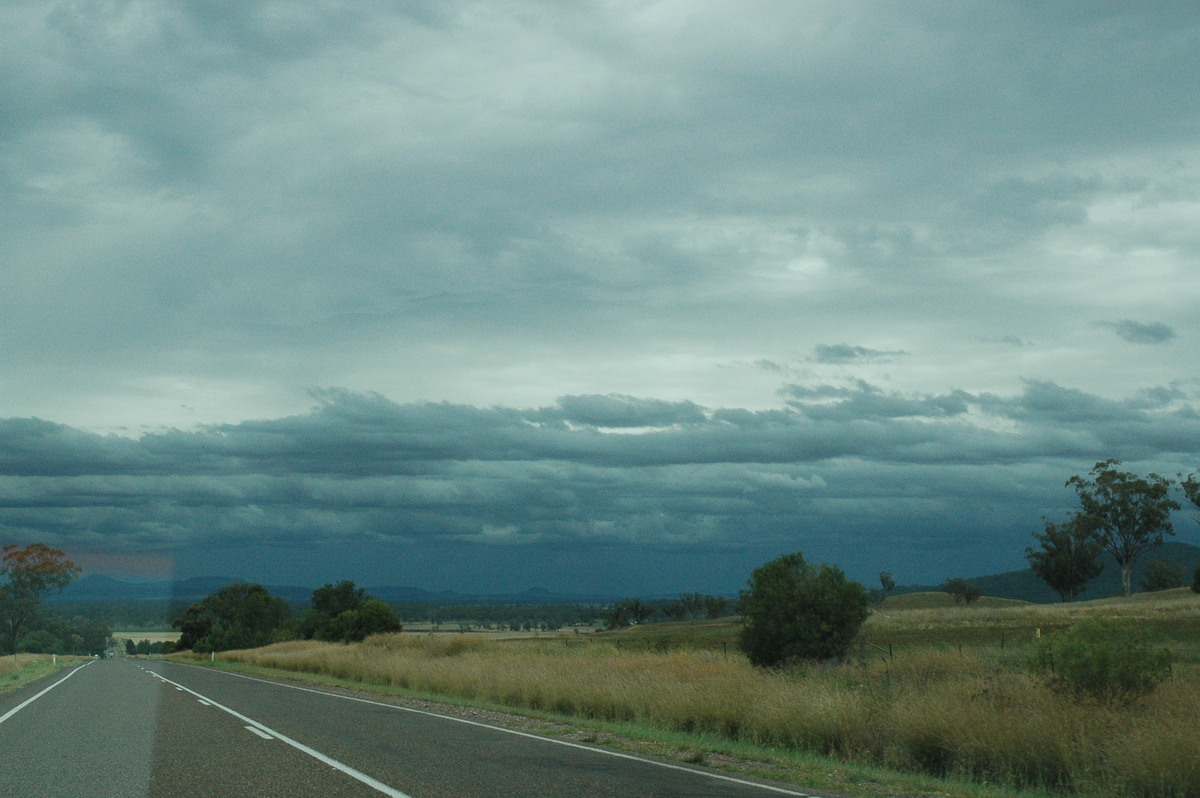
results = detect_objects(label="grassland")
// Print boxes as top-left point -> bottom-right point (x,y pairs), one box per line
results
180,590 -> 1200,798
0,654 -> 69,695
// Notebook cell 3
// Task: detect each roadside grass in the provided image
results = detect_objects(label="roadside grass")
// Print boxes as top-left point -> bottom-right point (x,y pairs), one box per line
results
0,654 -> 70,695
168,592 -> 1200,798
173,653 -> 1055,798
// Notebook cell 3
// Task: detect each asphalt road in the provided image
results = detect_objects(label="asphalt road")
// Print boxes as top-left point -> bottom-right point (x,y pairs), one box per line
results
0,658 -> 820,798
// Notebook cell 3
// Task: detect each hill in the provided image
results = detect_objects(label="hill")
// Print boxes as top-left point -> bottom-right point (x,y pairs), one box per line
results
895,540 -> 1200,602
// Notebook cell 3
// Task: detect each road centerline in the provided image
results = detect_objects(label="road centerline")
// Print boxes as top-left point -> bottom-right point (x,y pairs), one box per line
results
144,665 -> 413,798
166,662 -> 816,797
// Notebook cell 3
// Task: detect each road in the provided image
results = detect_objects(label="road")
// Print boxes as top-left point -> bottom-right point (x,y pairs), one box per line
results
0,658 -> 820,797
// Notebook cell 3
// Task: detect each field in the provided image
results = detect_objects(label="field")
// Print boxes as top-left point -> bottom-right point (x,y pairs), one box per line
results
180,591 -> 1200,798
111,631 -> 182,645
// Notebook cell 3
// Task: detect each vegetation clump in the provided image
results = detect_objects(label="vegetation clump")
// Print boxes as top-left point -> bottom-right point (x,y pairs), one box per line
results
1033,617 -> 1171,705
298,580 -> 402,643
738,551 -> 869,667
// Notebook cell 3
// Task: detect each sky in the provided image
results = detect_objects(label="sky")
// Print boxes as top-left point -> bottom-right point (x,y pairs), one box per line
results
3,1 -> 1200,596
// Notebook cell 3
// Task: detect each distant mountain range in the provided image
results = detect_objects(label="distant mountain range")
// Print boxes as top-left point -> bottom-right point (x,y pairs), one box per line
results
51,575 -> 619,606
50,541 -> 1200,606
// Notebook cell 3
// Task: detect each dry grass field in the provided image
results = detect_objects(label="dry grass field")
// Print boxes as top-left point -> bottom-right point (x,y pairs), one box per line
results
111,631 -> 181,645
192,592 -> 1200,798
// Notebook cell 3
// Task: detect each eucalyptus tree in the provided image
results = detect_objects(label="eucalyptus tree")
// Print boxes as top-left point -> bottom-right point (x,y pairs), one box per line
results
1066,460 -> 1179,596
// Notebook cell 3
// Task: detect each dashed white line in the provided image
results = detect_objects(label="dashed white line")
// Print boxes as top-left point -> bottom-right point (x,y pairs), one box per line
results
169,662 -> 817,797
140,666 -> 411,798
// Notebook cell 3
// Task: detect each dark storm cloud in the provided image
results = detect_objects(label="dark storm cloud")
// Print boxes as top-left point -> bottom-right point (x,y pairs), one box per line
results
3,384 -> 1198,581
1099,319 -> 1178,345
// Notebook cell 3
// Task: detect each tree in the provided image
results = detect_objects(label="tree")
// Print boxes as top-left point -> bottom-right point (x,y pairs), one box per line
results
1066,460 -> 1179,596
311,579 -> 366,618
870,571 -> 897,609
1140,559 -> 1182,592
300,581 -> 402,643
0,543 -> 81,653
171,582 -> 291,653
738,551 -> 869,667
941,577 -> 982,605
326,599 -> 403,643
1183,471 -> 1200,518
1025,516 -> 1105,602
879,571 -> 896,594
125,638 -> 138,656
703,594 -> 732,619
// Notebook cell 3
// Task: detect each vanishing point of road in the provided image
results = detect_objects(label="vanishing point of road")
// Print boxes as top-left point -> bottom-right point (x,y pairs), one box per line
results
1,658 -> 821,797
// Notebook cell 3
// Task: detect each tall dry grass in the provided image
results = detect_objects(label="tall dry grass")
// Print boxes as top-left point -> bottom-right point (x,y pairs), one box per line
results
0,653 -> 44,677
218,634 -> 1200,797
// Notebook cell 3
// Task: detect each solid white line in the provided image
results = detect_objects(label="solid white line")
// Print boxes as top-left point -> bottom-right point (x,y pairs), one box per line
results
144,667 -> 411,798
171,662 -> 816,797
0,660 -> 94,726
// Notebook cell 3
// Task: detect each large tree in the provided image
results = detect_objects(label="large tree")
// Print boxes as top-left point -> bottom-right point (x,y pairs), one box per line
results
739,551 -> 869,667
0,543 -> 81,653
1025,516 -> 1105,602
300,580 -> 401,643
1066,459 -> 1179,596
172,582 -> 291,653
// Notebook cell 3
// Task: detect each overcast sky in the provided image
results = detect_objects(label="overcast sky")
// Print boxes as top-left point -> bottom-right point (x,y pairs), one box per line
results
3,1 -> 1199,595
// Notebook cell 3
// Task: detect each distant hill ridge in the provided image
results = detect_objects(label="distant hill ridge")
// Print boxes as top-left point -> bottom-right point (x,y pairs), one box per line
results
52,575 -> 617,605
52,541 -> 1200,605
893,541 -> 1200,603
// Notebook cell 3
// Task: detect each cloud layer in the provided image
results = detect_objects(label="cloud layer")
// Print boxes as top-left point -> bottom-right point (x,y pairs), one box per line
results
2,3 -> 1199,590
4,382 -> 1198,591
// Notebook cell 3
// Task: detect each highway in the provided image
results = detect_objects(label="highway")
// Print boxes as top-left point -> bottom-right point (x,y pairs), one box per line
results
0,658 -> 819,797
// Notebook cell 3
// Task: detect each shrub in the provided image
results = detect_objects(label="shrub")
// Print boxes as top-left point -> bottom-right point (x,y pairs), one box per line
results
739,551 -> 869,667
1034,617 -> 1171,704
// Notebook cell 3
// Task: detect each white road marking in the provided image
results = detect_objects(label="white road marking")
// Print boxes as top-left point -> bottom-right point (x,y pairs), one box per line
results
198,699 -> 211,706
141,666 -> 412,798
245,725 -> 274,739
0,660 -> 95,726
174,662 -> 817,797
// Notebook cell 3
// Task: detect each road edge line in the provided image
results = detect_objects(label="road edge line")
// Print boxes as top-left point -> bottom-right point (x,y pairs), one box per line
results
0,659 -> 95,726
146,666 -> 413,798
170,661 -> 817,797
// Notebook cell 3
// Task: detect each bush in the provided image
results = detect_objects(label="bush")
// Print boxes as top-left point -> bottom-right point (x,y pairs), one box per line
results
1034,617 -> 1171,704
739,551 -> 869,667
941,577 -> 982,605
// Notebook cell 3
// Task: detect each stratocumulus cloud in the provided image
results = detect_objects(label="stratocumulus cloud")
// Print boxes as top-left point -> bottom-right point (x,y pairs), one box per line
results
2,383 -> 1198,590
